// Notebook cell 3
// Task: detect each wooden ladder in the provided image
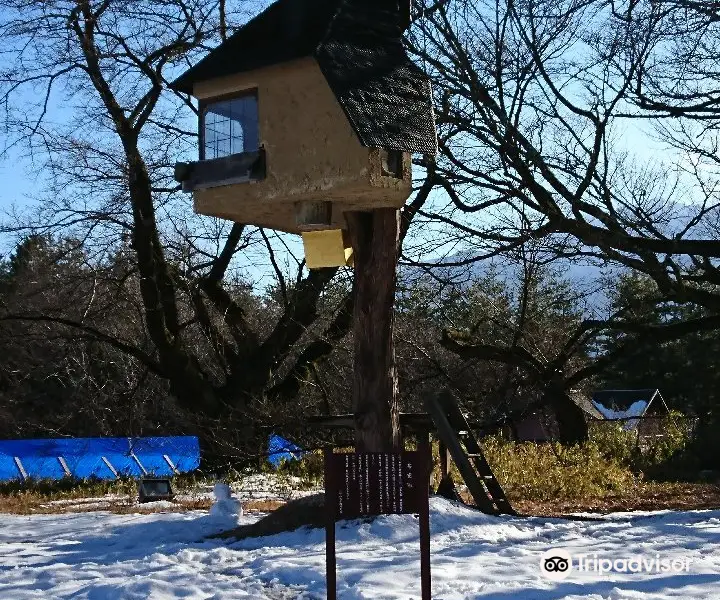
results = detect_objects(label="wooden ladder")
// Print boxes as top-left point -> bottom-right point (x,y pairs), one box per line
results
425,390 -> 516,516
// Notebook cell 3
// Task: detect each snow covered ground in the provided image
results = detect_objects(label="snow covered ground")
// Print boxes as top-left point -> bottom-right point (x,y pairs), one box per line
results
1,498 -> 719,599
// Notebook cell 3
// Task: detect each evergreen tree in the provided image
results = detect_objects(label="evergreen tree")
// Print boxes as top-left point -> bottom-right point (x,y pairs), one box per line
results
599,273 -> 720,418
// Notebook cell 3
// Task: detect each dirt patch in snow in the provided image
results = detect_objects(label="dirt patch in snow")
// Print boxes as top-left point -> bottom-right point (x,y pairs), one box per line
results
216,493 -> 328,540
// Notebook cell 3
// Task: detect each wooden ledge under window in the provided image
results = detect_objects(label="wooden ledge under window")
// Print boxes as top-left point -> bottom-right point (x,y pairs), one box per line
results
175,148 -> 266,192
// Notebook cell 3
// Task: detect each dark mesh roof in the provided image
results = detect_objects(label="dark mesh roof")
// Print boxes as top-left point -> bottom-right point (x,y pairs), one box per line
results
172,0 -> 436,154
315,0 -> 437,154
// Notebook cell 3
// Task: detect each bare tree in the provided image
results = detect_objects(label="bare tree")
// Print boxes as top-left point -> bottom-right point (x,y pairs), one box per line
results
386,0 -> 720,440
0,1 -> 358,460
404,0 -> 720,318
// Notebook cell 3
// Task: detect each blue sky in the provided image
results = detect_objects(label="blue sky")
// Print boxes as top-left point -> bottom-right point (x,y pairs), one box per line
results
0,148 -> 47,201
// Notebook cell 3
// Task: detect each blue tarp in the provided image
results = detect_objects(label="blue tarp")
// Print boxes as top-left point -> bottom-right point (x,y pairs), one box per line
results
0,436 -> 200,481
267,435 -> 305,467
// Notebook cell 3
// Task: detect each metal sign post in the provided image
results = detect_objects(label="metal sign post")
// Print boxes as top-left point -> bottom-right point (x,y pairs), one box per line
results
324,437 -> 431,600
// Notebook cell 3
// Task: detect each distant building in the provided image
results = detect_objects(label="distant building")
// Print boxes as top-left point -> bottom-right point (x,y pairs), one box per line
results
591,389 -> 671,441
510,391 -> 601,442
510,389 -> 673,443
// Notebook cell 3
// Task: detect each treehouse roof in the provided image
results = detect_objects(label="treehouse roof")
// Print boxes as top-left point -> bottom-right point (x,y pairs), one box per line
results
171,0 -> 437,154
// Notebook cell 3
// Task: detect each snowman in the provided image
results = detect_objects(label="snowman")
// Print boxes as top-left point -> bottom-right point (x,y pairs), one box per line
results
209,482 -> 243,521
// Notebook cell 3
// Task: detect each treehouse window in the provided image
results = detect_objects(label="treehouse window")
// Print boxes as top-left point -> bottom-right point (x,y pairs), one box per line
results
381,149 -> 403,178
201,92 -> 259,160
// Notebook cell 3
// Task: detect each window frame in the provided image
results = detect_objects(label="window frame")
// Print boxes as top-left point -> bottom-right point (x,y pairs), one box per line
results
198,88 -> 259,161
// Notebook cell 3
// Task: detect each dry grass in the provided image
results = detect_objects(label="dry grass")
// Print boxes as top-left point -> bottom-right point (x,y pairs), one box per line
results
4,480 -> 719,537
512,482 -> 720,516
0,493 -> 206,515
0,473 -> 290,516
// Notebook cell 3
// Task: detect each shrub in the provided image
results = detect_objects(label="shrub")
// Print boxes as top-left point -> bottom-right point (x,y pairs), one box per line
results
481,436 -> 638,501
638,411 -> 692,472
588,412 -> 693,476
589,421 -> 638,465
270,450 -> 324,485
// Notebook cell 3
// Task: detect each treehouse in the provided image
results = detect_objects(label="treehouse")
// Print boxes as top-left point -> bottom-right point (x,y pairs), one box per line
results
172,0 -> 436,268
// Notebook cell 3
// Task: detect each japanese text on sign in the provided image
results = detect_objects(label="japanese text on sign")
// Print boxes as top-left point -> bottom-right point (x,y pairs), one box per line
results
326,451 -> 423,519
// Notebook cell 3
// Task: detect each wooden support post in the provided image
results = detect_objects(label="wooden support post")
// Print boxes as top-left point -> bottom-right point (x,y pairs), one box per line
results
345,208 -> 401,452
417,431 -> 432,600
324,449 -> 337,600
436,438 -> 459,499
295,200 -> 332,229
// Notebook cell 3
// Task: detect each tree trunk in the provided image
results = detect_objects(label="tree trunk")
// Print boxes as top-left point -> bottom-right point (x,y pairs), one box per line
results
545,387 -> 589,445
345,208 -> 401,452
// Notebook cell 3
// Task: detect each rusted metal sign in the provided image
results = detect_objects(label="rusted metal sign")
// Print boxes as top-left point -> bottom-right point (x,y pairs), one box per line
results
324,446 -> 431,600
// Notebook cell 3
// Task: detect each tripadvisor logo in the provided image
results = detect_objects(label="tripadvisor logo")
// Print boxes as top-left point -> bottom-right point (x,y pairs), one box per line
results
540,549 -> 572,581
540,549 -> 692,580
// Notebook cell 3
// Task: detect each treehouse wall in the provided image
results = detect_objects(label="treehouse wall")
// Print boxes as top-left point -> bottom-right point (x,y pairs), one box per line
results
192,57 -> 412,233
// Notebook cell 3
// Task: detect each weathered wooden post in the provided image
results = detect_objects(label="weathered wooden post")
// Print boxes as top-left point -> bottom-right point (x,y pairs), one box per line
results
171,0 -> 437,450
346,208 -> 402,452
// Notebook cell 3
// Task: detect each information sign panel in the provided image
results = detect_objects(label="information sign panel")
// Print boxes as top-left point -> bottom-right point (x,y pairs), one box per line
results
324,447 -> 431,600
325,451 -> 423,518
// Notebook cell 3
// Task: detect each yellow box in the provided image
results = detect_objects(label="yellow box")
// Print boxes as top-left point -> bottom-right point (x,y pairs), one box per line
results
301,229 -> 353,269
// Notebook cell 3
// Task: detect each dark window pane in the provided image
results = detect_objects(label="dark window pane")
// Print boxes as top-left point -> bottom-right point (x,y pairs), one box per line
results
142,480 -> 170,495
203,94 -> 259,159
381,149 -> 403,178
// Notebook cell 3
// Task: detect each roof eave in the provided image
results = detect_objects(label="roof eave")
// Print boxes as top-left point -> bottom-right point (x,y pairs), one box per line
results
170,74 -> 194,95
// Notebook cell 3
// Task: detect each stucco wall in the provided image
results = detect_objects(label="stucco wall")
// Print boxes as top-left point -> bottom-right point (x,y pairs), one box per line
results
192,57 -> 411,232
